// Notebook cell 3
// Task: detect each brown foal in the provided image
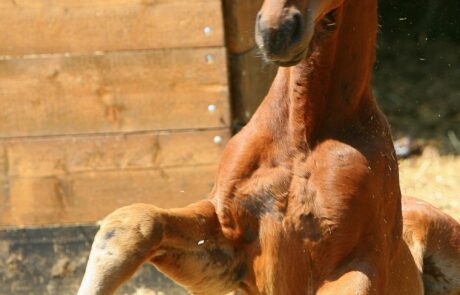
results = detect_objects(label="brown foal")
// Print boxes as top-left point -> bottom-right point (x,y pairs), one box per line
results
78,0 -> 460,294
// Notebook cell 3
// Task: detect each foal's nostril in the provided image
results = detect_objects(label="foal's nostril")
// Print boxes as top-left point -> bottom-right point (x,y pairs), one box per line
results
277,13 -> 303,46
291,13 -> 302,43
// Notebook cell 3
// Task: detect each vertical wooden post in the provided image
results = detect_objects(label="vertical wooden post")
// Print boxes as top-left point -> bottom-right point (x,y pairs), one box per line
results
222,0 -> 278,130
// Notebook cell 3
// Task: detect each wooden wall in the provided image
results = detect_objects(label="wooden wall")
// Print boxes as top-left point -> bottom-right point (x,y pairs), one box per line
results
0,0 -> 230,226
223,0 -> 278,128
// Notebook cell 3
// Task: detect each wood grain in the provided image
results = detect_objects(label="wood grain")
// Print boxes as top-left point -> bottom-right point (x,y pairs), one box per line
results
0,48 -> 230,137
1,165 -> 217,226
223,0 -> 263,54
229,47 -> 277,126
0,145 -> 6,213
0,0 -> 224,55
0,129 -> 229,226
4,129 -> 230,177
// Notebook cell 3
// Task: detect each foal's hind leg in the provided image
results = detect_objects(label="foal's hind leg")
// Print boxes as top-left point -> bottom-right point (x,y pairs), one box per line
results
78,200 -> 240,295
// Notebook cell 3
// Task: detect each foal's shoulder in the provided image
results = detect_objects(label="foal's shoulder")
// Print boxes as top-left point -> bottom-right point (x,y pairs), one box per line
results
310,135 -> 397,182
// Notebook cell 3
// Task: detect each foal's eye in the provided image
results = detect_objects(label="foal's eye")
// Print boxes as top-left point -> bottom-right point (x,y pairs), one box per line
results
324,8 -> 338,23
320,9 -> 338,31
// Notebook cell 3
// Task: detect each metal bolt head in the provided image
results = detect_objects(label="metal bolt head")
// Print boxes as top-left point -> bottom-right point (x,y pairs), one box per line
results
208,104 -> 217,113
205,54 -> 215,64
203,26 -> 212,35
213,136 -> 222,145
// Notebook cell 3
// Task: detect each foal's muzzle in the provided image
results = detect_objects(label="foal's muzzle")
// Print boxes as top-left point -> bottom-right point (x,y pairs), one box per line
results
256,8 -> 308,66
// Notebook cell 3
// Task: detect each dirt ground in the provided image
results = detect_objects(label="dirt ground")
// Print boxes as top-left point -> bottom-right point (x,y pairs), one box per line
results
373,39 -> 460,221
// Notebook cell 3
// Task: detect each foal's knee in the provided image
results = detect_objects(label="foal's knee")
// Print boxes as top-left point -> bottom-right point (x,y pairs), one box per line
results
99,203 -> 164,251
78,204 -> 164,295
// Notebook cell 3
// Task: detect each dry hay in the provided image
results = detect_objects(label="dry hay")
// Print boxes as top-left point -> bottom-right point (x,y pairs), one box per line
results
399,147 -> 460,221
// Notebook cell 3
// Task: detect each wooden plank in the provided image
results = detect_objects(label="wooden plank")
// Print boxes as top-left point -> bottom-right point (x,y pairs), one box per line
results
0,144 -> 6,178
0,0 -> 224,56
229,47 -> 278,127
0,145 -> 7,214
223,0 -> 263,54
223,1 -> 278,126
1,165 -> 217,226
0,142 -> 9,219
0,48 -> 230,137
5,129 -> 230,177
0,129 -> 230,226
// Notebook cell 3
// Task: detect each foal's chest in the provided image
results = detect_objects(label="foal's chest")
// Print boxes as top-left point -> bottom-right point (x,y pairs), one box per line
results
241,143 -> 377,292
239,140 -> 375,245
261,142 -> 366,201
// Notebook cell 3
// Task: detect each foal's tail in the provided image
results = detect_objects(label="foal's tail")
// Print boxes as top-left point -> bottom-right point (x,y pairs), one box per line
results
402,197 -> 460,295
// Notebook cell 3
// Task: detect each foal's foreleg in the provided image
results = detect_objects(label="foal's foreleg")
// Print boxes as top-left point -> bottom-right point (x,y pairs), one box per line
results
77,200 -> 230,295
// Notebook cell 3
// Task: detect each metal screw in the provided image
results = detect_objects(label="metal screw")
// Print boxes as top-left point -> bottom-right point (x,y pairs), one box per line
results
206,54 -> 215,64
213,136 -> 222,145
203,26 -> 212,35
208,104 -> 217,113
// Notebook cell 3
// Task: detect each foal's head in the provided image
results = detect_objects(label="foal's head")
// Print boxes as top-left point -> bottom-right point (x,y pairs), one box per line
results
256,0 -> 343,66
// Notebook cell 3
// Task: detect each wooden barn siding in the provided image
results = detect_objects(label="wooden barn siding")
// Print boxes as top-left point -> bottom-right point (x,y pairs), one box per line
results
0,0 -> 231,226
0,48 -> 229,137
5,166 -> 216,225
0,129 -> 230,226
0,0 -> 224,56
229,48 -> 278,126
223,0 -> 262,54
223,0 -> 278,127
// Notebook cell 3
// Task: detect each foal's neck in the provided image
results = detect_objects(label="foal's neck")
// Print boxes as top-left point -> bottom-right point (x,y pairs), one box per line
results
268,0 -> 379,147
